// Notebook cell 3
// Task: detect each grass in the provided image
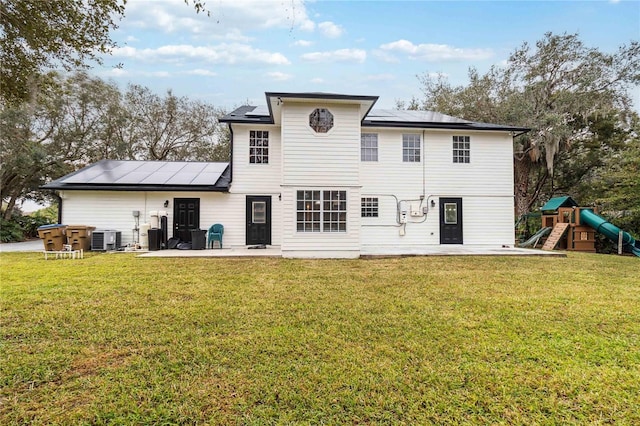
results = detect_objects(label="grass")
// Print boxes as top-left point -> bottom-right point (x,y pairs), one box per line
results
1,252 -> 639,425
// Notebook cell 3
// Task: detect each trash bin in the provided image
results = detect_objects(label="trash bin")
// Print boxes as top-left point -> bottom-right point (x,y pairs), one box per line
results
66,225 -> 96,251
37,224 -> 67,251
191,229 -> 207,250
148,229 -> 162,251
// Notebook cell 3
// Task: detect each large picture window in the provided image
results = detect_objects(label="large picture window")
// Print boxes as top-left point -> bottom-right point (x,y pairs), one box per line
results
402,134 -> 421,162
361,133 -> 378,161
297,190 -> 347,232
453,135 -> 470,163
249,130 -> 269,164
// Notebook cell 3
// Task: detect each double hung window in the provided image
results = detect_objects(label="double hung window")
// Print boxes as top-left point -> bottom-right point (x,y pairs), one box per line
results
402,134 -> 421,162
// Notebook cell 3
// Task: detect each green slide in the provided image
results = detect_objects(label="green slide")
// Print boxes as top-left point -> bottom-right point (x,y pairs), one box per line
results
518,227 -> 552,248
580,209 -> 640,257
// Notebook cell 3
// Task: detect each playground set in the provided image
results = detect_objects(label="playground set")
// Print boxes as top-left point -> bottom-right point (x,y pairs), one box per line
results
519,196 -> 640,257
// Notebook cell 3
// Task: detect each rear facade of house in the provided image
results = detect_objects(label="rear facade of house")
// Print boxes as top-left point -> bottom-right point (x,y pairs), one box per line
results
46,92 -> 528,258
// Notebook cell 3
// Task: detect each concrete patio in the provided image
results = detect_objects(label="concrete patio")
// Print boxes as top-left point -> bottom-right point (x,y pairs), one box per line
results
1,240 -> 566,257
137,245 -> 566,258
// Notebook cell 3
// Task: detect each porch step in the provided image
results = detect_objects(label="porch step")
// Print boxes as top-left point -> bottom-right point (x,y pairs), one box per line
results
542,222 -> 570,251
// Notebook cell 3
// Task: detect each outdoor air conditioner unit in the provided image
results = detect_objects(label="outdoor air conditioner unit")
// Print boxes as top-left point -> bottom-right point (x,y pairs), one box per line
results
91,230 -> 122,251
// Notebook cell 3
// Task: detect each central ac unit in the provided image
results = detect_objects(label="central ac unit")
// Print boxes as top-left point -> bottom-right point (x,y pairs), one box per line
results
91,230 -> 122,251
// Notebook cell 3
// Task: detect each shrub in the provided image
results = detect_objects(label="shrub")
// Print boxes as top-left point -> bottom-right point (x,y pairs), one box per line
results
0,206 -> 58,242
0,217 -> 25,242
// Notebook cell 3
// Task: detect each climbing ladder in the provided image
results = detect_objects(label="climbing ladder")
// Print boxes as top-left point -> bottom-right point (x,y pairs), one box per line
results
542,222 -> 570,251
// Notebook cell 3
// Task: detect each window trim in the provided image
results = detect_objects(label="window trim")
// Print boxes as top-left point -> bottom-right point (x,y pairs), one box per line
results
296,190 -> 347,233
402,134 -> 421,162
453,135 -> 470,164
249,130 -> 269,164
361,197 -> 379,218
361,133 -> 378,162
309,108 -> 334,133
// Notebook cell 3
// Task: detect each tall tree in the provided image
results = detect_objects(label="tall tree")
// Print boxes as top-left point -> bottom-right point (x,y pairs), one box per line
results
0,0 -> 126,104
120,85 -> 228,162
0,0 -> 211,105
410,33 -> 640,218
0,72 -> 122,218
1,73 -> 229,219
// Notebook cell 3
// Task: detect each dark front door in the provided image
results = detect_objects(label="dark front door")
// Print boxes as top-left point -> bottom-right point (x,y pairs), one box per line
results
174,198 -> 200,242
440,198 -> 463,244
246,196 -> 271,245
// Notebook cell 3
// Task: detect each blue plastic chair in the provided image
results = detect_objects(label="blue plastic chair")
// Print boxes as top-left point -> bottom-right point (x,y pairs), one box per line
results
208,224 -> 224,249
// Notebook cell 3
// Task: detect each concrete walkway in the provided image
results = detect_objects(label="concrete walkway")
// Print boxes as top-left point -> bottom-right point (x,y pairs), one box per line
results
139,245 -> 565,258
0,239 -> 45,252
1,240 -> 565,257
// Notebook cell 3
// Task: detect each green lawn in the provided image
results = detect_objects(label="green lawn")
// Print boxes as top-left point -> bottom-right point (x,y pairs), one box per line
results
1,252 -> 639,424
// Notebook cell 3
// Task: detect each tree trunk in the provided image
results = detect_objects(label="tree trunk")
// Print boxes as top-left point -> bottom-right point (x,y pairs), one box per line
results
3,194 -> 18,220
514,156 -> 532,219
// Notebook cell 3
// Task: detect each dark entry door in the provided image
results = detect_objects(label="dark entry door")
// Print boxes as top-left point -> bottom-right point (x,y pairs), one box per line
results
246,196 -> 271,245
174,198 -> 200,242
440,198 -> 463,244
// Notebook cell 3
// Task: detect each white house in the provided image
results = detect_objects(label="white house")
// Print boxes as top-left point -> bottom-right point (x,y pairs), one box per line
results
43,92 -> 529,258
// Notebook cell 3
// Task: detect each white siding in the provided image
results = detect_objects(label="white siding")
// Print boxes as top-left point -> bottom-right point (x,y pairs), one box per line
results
360,128 -> 515,248
281,103 -> 361,186
60,190 -> 280,248
230,125 -> 281,193
58,110 -> 517,255
228,124 -> 282,246
281,187 -> 360,258
278,101 -> 362,257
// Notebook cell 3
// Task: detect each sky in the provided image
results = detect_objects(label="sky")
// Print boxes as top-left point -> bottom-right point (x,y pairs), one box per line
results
95,0 -> 640,111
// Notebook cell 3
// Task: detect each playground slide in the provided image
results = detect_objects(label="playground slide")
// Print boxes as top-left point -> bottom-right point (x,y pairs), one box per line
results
580,209 -> 640,257
518,227 -> 552,248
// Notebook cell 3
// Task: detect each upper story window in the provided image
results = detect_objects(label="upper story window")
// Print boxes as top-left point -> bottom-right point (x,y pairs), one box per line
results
249,130 -> 269,164
361,133 -> 378,161
402,134 -> 421,162
453,135 -> 470,163
297,190 -> 346,232
361,197 -> 379,217
309,108 -> 334,133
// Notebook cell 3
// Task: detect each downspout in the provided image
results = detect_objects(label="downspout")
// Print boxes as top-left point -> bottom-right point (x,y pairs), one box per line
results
228,123 -> 234,185
54,192 -> 63,224
422,129 -> 426,197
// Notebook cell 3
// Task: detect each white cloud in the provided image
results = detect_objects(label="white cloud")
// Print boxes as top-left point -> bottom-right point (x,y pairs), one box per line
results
187,69 -> 217,77
268,72 -> 293,81
371,49 -> 400,64
111,44 -> 290,66
380,39 -> 494,61
125,35 -> 139,42
104,68 -> 128,77
123,0 -> 315,37
318,21 -> 344,38
310,77 -> 324,84
293,39 -> 313,47
301,49 -> 366,63
149,71 -> 171,78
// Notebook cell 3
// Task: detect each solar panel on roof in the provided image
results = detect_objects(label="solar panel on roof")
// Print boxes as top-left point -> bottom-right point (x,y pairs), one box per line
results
64,165 -> 106,183
245,105 -> 269,116
190,172 -> 220,185
202,163 -> 227,173
166,172 -> 199,185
